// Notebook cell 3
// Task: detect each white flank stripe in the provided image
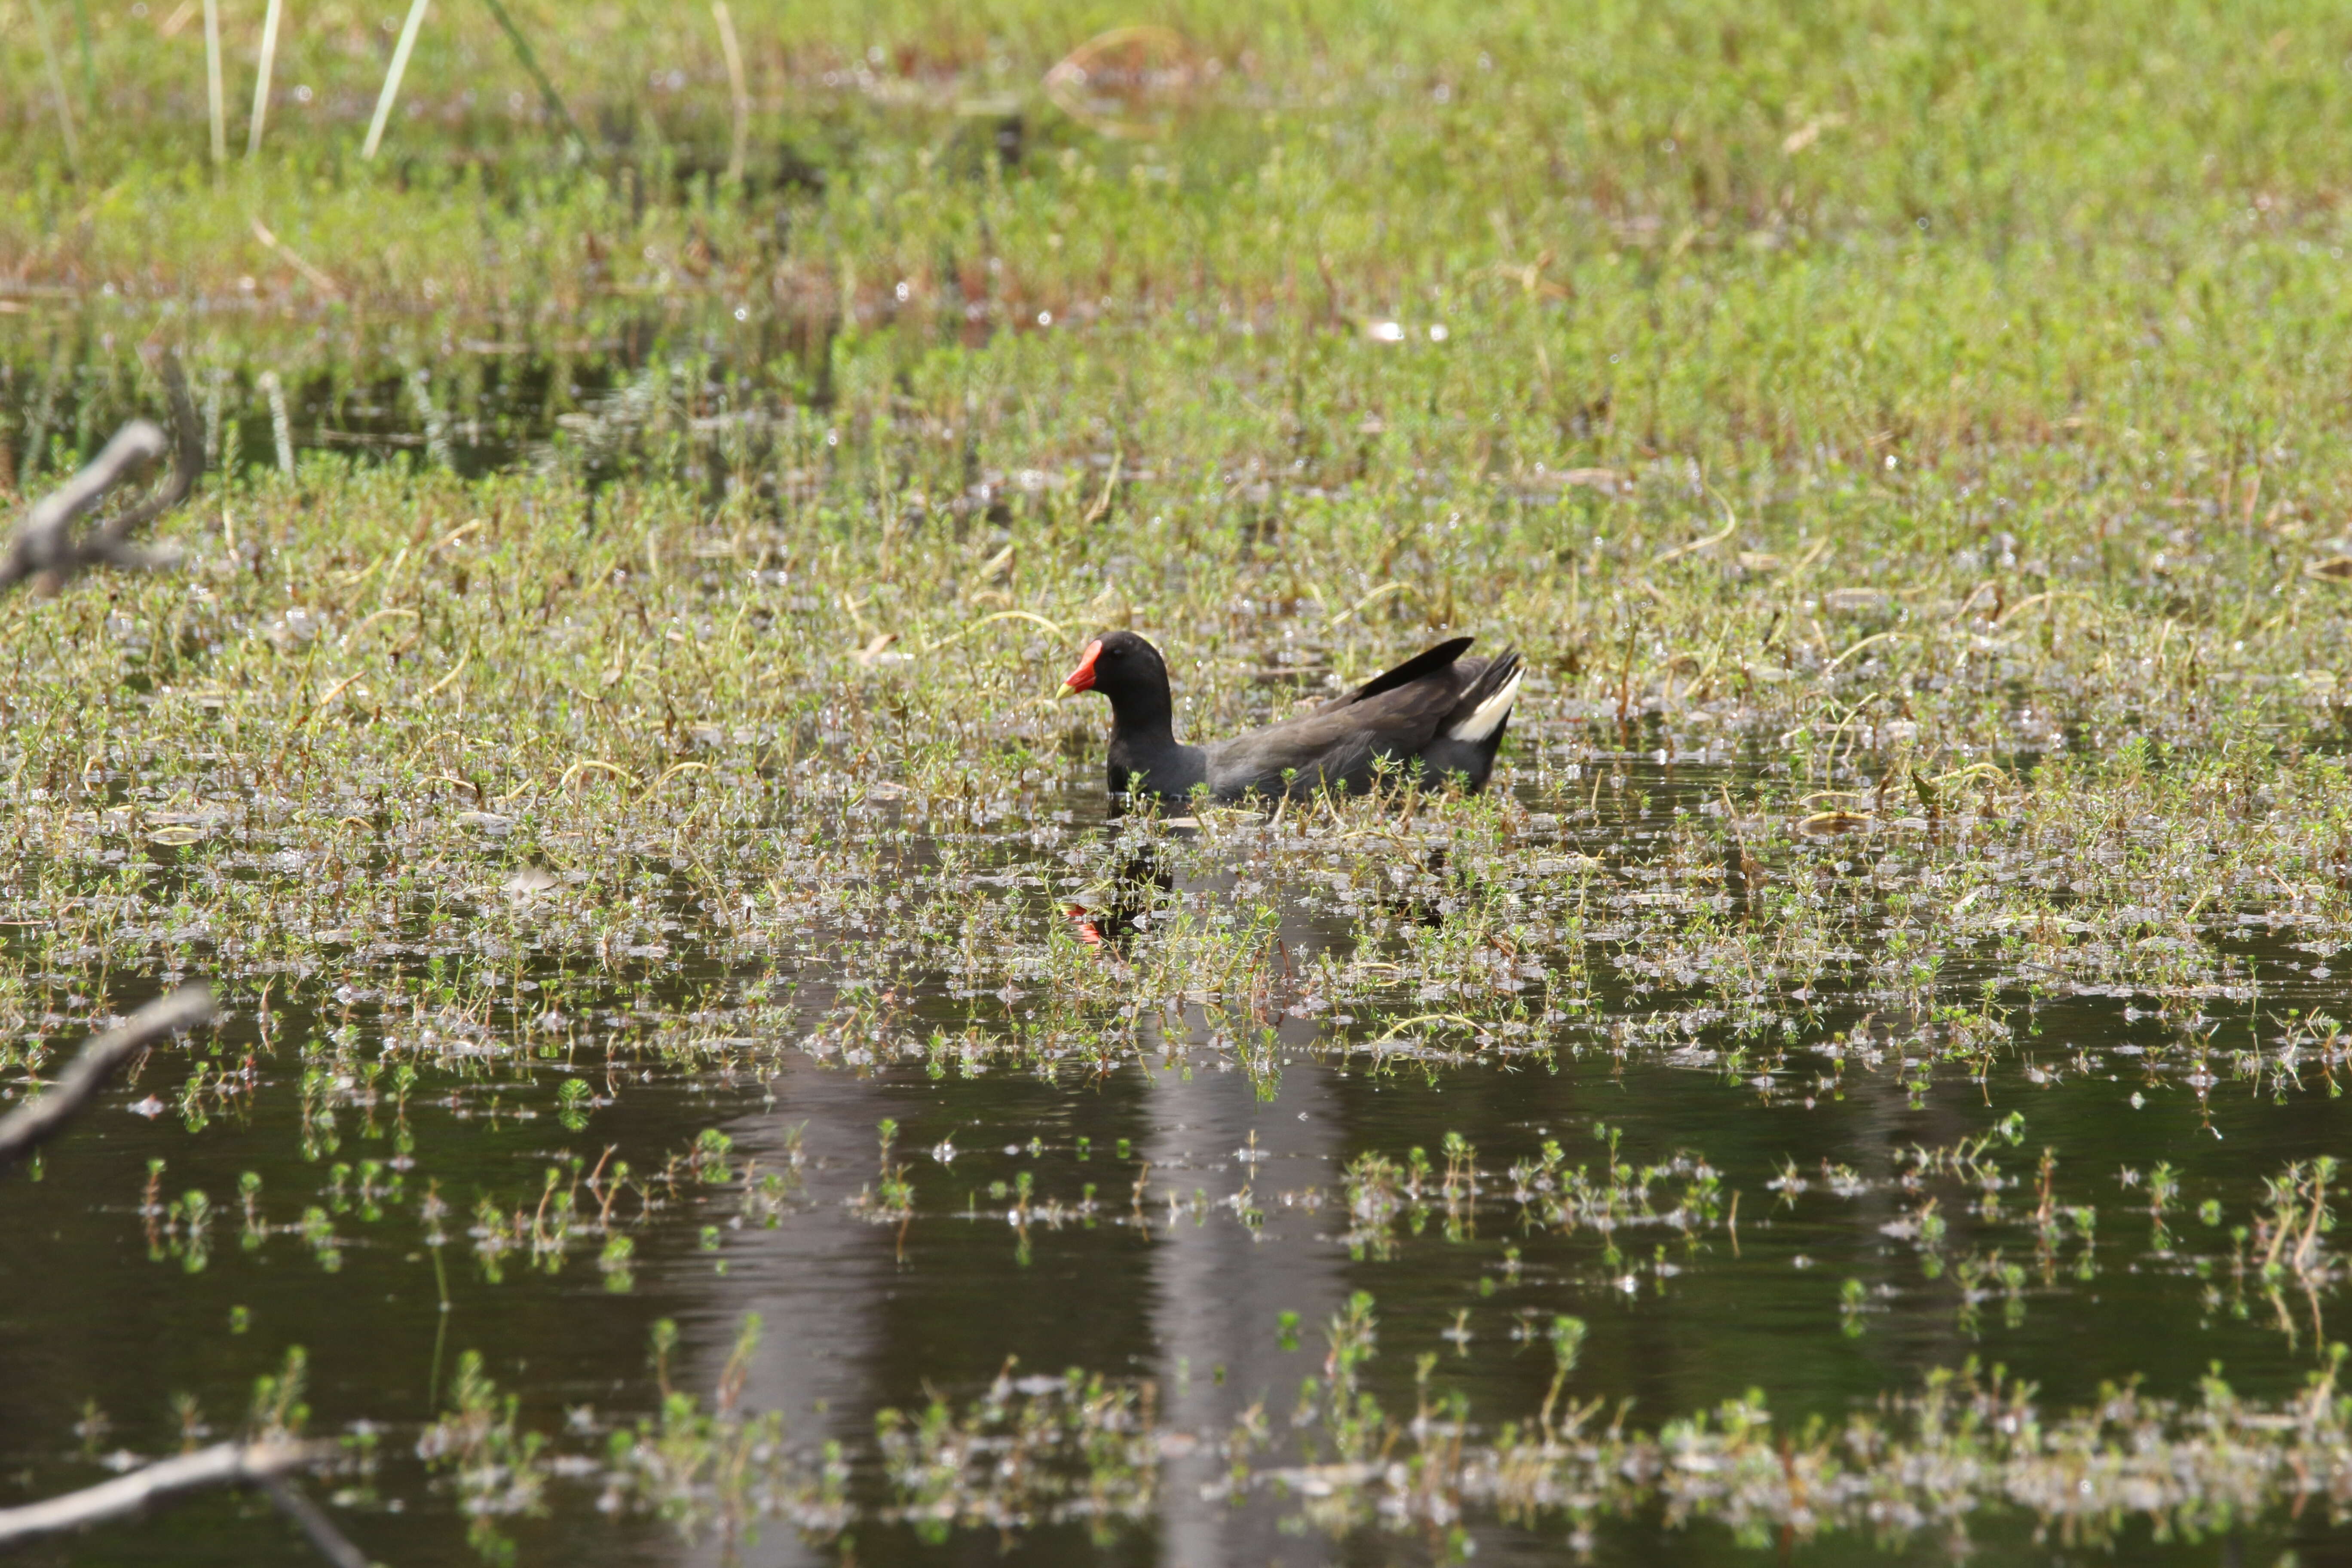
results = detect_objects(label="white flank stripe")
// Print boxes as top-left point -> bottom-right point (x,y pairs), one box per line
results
1446,668 -> 1522,741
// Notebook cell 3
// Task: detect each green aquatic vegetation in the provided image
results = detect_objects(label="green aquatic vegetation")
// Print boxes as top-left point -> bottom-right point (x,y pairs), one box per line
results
1194,1326 -> 2352,1552
596,1234 -> 635,1292
1292,1289 -> 1388,1468
1951,1249 -> 2032,1336
417,1350 -> 551,1565
149,1187 -> 212,1273
1335,1129 -> 1732,1289
1339,1151 -> 1406,1261
246,1346 -> 309,1439
1838,1277 -> 1870,1337
237,1170 -> 264,1250
606,1314 -> 850,1540
1289,1352 -> 2352,1555
296,1205 -> 340,1272
857,1115 -> 918,1225
873,1366 -> 1159,1540
1509,1133 -> 1727,1246
2256,1157 -> 2340,1290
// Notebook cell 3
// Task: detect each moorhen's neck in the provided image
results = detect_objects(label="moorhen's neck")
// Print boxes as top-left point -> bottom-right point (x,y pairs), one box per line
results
1103,676 -> 1179,750
1102,658 -> 1208,801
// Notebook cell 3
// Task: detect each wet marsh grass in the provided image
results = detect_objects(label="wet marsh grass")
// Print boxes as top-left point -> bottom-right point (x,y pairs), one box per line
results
6,434 -> 2351,1556
10,0 -> 2352,1561
9,409 -> 2352,1559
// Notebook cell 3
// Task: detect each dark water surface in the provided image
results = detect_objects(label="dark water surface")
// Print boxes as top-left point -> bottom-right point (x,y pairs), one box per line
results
4,748 -> 2349,1566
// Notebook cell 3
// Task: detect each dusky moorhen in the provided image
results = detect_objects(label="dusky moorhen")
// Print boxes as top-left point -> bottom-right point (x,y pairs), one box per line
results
1060,630 -> 1522,804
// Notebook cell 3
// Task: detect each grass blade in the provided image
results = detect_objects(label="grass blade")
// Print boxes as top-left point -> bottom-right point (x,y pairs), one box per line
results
713,0 -> 748,187
247,0 -> 284,158
202,0 -> 225,168
25,0 -> 81,173
478,0 -> 587,158
363,0 -> 432,160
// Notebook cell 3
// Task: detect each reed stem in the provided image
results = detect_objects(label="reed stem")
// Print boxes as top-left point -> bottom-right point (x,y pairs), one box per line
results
713,1 -> 749,187
248,0 -> 285,158
364,0 -> 432,160
26,0 -> 82,173
202,0 -> 226,168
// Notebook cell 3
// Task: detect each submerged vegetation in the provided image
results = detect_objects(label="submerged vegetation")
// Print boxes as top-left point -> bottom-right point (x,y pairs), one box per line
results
5,0 -> 2352,1562
651,1304 -> 2352,1559
404,1302 -> 2352,1560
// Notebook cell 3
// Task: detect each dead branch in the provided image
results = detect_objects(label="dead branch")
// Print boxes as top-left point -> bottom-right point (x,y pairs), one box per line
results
0,348 -> 204,595
260,1475 -> 375,1568
0,983 -> 216,1171
0,1439 -> 329,1547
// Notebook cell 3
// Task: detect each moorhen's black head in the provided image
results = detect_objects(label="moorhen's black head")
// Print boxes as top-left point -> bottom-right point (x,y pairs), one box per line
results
1060,630 -> 1172,714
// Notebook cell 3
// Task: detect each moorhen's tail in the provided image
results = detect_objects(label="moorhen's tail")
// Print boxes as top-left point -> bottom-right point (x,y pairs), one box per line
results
1418,648 -> 1523,790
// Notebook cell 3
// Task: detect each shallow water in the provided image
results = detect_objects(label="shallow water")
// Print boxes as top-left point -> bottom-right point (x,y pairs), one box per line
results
0,305 -> 856,495
4,744 -> 2349,1565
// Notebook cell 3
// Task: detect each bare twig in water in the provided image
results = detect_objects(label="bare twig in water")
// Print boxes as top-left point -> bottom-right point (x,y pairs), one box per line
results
0,349 -> 204,595
0,1440 -> 328,1547
260,1475 -> 375,1568
0,983 -> 216,1171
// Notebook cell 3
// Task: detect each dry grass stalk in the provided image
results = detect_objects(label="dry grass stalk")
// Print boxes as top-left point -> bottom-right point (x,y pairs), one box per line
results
364,0 -> 433,161
1043,26 -> 1198,140
712,2 -> 749,187
26,0 -> 81,172
202,0 -> 226,167
247,0 -> 285,157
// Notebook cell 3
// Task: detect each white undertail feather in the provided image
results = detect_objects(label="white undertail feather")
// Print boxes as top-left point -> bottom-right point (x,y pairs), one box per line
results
1445,667 -> 1522,742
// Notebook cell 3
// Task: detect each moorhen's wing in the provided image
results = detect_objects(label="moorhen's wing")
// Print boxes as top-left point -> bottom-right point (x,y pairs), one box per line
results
1204,664 -> 1469,799
1340,637 -> 1475,703
1301,636 -> 1475,717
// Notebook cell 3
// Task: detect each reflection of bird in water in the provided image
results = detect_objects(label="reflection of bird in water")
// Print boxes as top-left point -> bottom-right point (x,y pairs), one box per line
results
1067,846 -> 1173,955
1064,825 -> 1460,976
1412,845 -> 1451,928
1060,630 -> 1522,804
